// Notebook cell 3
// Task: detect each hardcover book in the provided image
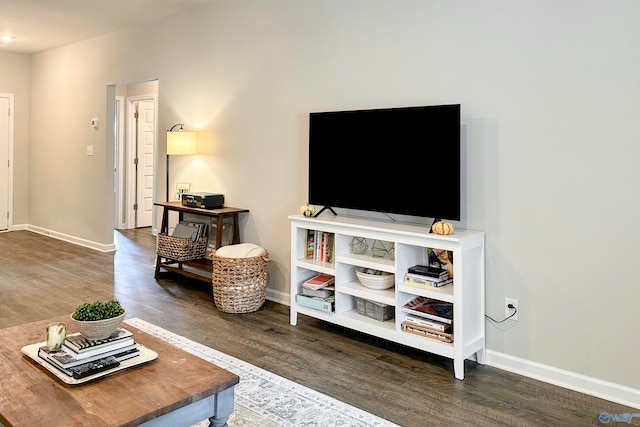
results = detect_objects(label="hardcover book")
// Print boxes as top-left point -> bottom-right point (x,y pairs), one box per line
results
64,328 -> 134,352
302,273 -> 335,290
401,322 -> 453,343
404,272 -> 450,284
401,296 -> 453,324
39,344 -> 139,370
403,278 -> 453,290
306,230 -> 315,259
407,264 -> 448,278
295,294 -> 335,313
403,315 -> 452,333
301,285 -> 335,298
63,337 -> 136,360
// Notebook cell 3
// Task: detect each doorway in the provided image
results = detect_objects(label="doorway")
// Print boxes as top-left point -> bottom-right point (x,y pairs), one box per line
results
113,81 -> 158,231
0,93 -> 13,231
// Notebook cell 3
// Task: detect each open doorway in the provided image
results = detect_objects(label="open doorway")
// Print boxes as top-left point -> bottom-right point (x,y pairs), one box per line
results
113,80 -> 158,231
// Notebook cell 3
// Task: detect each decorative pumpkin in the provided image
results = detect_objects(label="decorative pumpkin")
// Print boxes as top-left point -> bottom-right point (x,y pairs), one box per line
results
432,221 -> 454,235
300,204 -> 315,218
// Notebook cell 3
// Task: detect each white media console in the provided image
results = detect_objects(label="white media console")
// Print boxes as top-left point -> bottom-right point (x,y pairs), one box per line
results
289,214 -> 485,379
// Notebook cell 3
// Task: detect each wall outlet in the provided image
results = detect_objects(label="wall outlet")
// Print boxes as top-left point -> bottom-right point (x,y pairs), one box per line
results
505,298 -> 518,321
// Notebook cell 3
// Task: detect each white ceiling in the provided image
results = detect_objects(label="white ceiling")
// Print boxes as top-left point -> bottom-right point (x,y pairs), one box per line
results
0,0 -> 214,55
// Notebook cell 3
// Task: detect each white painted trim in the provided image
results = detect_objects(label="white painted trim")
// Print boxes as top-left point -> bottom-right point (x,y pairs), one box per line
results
266,289 -> 289,306
0,93 -> 14,232
268,294 -> 640,411
486,350 -> 640,410
125,94 -> 157,231
115,95 -> 126,230
26,225 -> 115,252
11,227 -> 639,411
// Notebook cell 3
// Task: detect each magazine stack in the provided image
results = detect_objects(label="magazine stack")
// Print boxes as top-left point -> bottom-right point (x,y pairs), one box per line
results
403,264 -> 452,290
401,296 -> 453,343
296,273 -> 335,313
37,328 -> 140,379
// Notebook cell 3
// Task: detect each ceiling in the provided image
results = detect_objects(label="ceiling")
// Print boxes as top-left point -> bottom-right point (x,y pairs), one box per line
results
0,0 -> 214,55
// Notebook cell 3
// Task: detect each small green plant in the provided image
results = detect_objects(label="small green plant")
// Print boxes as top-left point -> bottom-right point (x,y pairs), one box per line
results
71,299 -> 125,321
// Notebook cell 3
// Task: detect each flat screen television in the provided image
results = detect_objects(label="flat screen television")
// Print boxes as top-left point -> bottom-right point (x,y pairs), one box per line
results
308,104 -> 461,221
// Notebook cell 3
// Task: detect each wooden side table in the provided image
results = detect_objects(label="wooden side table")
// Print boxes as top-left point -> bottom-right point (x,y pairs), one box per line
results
154,202 -> 249,283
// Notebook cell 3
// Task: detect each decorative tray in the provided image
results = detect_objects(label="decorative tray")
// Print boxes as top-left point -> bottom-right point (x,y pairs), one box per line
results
21,341 -> 158,385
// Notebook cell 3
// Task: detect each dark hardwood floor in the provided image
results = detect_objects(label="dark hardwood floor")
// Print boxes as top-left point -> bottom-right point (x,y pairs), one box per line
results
1,229 -> 636,426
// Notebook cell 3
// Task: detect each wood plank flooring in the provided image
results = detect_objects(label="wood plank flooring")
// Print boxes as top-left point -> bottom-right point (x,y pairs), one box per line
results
0,229 -> 636,427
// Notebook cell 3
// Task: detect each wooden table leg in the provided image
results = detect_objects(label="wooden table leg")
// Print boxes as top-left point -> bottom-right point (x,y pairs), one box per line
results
215,215 -> 224,249
155,207 -> 170,279
231,213 -> 241,244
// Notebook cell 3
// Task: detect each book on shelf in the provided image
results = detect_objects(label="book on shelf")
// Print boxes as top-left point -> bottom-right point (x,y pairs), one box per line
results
295,293 -> 335,313
403,278 -> 453,290
38,343 -> 139,370
301,284 -> 334,298
401,321 -> 453,343
407,264 -> 448,279
306,229 -> 315,259
302,273 -> 335,290
306,230 -> 334,263
401,296 -> 453,324
403,315 -> 452,333
404,272 -> 450,284
63,328 -> 133,353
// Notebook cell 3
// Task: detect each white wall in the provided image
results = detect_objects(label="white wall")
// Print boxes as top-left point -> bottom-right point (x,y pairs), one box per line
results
22,0 -> 640,404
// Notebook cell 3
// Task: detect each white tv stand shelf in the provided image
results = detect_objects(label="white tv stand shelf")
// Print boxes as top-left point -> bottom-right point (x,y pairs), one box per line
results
289,214 -> 485,380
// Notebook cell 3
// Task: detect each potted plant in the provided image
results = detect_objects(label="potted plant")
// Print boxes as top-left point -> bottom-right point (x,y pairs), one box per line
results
70,299 -> 126,340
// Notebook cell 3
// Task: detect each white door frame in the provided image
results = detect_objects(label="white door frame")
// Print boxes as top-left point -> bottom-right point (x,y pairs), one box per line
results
0,93 -> 14,232
125,94 -> 157,229
114,96 -> 126,230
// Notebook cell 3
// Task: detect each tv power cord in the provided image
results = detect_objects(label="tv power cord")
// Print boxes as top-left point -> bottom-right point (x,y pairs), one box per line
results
486,303 -> 517,323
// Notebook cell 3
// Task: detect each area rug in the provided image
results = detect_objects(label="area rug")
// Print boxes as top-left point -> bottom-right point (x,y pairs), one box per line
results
124,318 -> 399,427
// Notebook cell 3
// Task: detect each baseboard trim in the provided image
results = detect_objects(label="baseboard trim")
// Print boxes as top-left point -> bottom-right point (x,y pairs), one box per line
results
26,225 -> 115,252
267,293 -> 639,409
486,350 -> 640,410
21,227 -> 635,410
266,289 -> 289,306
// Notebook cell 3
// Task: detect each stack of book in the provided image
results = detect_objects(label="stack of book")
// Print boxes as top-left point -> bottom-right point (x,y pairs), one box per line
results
38,328 -> 140,379
404,264 -> 452,290
296,273 -> 335,313
400,296 -> 453,343
306,230 -> 334,263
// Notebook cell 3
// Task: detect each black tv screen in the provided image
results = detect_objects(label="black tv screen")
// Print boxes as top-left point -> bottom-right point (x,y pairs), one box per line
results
308,104 -> 461,221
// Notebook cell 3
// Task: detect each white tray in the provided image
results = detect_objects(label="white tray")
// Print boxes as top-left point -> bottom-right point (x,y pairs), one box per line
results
21,341 -> 158,385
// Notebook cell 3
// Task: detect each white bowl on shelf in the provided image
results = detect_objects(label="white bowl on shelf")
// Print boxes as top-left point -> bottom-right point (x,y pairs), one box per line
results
355,268 -> 395,290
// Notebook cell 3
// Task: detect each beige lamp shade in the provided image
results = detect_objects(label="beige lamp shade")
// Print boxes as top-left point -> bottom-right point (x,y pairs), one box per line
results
167,131 -> 197,155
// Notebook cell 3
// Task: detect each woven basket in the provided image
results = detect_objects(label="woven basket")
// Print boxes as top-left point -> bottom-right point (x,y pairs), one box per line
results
156,233 -> 208,261
70,311 -> 125,341
212,250 -> 271,313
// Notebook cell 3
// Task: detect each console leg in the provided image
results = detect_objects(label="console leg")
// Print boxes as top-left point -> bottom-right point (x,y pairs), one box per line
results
454,358 -> 465,380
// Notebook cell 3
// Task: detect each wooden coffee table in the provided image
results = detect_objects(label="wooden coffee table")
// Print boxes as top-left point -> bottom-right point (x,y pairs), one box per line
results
0,317 -> 239,427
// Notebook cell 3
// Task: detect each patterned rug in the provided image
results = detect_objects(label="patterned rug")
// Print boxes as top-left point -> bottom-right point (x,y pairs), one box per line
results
124,318 -> 398,427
